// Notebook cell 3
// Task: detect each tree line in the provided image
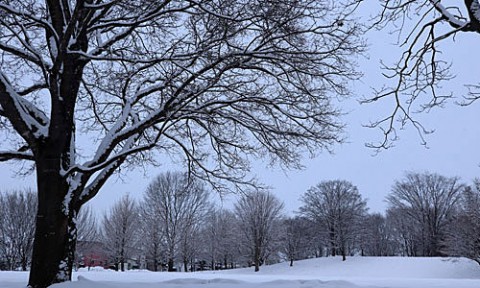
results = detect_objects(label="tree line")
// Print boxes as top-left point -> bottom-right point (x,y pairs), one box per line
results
2,171 -> 480,271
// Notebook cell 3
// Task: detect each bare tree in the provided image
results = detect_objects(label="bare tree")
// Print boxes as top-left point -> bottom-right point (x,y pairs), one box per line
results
179,220 -> 203,272
77,205 -> 100,245
0,189 -> 37,271
102,195 -> 140,272
299,180 -> 368,261
143,172 -> 210,272
366,1 -> 480,148
74,205 -> 99,270
139,198 -> 166,272
235,191 -> 284,272
386,171 -> 464,256
0,1 -> 365,285
282,216 -> 314,266
359,213 -> 398,257
200,207 -> 240,270
386,206 -> 421,256
443,180 -> 480,264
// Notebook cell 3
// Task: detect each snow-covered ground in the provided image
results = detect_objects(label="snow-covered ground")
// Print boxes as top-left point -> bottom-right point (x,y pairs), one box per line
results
1,257 -> 480,288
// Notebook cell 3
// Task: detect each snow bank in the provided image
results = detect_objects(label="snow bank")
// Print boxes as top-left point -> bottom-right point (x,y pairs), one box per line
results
51,276 -> 375,288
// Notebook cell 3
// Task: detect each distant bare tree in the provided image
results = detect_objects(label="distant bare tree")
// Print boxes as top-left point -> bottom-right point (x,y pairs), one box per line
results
143,172 -> 210,272
386,171 -> 464,256
0,1 -> 365,285
443,180 -> 480,264
179,221 -> 203,272
77,205 -> 100,244
74,205 -> 99,270
367,1 -> 480,148
102,195 -> 140,271
201,208 -> 240,270
0,189 -> 36,271
300,180 -> 368,261
386,207 -> 420,256
139,199 -> 166,272
235,191 -> 284,272
359,213 -> 397,256
282,216 -> 314,266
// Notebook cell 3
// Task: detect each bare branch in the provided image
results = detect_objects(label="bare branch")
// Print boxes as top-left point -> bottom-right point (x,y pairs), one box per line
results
0,151 -> 34,162
366,0 -> 480,149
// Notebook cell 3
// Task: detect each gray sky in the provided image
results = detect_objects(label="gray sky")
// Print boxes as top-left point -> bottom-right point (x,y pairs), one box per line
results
1,5 -> 480,216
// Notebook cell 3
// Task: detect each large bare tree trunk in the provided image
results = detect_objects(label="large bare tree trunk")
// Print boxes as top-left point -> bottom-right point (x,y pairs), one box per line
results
29,159 -> 78,287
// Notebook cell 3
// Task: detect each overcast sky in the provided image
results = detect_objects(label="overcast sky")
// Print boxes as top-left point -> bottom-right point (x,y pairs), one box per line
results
1,4 -> 480,216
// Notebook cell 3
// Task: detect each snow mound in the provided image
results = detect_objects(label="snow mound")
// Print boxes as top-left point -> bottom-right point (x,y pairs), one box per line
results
77,266 -> 111,273
223,257 -> 480,279
51,278 -> 374,288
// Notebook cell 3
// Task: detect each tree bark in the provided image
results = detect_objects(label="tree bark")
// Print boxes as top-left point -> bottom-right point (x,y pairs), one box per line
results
183,257 -> 188,272
120,243 -> 125,271
28,160 -> 78,288
153,243 -> 159,272
330,228 -> 336,257
167,258 -> 175,272
254,245 -> 260,272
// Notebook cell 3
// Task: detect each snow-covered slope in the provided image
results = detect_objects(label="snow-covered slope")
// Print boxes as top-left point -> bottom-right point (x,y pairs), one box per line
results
225,256 -> 480,279
1,257 -> 479,288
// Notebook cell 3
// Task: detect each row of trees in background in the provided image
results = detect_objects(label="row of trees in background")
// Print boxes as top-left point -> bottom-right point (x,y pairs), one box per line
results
2,171 -> 480,271
0,190 -> 36,271
89,172 -> 285,272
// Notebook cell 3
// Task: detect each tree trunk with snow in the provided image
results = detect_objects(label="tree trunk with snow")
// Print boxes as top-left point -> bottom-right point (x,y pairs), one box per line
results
29,153 -> 81,286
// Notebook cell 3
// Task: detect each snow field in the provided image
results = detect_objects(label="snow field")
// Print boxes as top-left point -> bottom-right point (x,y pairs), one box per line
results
1,257 -> 479,288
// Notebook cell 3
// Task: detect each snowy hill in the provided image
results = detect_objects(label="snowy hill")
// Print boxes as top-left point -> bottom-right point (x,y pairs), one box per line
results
225,256 -> 480,279
1,257 -> 480,288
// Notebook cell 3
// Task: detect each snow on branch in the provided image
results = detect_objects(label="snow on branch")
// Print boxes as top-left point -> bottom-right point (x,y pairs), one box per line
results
0,73 -> 50,142
429,0 -> 468,28
78,133 -> 140,205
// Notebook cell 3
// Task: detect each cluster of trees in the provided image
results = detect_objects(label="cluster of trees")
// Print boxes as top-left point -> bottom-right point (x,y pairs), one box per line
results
0,190 -> 36,271
3,171 -> 480,272
99,172 -> 285,272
